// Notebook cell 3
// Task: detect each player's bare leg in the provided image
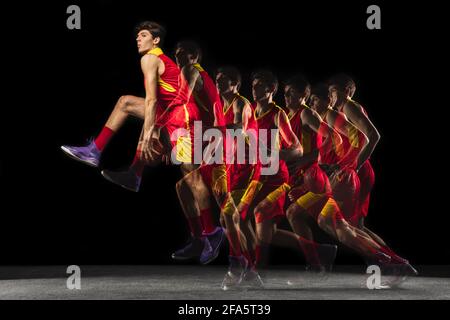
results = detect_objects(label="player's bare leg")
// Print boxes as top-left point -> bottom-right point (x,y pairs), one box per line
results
177,167 -> 256,289
255,187 -> 337,272
239,217 -> 257,265
172,166 -> 225,263
316,198 -> 390,264
171,169 -> 217,264
286,204 -> 314,240
101,124 -> 165,192
61,95 -> 145,168
214,186 -> 257,289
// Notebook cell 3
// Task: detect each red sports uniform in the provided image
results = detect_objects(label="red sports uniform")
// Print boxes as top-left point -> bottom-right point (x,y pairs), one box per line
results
320,110 -> 363,222
191,64 -> 229,194
223,94 -> 261,220
252,103 -> 290,224
336,100 -> 375,224
289,105 -> 331,194
284,105 -> 334,219
148,48 -> 200,162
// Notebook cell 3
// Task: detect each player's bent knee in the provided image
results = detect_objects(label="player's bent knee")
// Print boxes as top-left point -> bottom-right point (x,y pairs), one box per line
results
118,95 -> 130,108
286,204 -> 301,222
317,215 -> 330,232
254,201 -> 269,216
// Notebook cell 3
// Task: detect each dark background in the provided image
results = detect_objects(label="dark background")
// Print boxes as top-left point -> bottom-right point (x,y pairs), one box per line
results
2,0 -> 448,268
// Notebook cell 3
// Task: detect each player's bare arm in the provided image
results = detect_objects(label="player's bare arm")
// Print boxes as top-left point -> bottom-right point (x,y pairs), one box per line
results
343,99 -> 380,171
276,109 -> 303,161
327,110 -> 369,170
140,54 -> 162,162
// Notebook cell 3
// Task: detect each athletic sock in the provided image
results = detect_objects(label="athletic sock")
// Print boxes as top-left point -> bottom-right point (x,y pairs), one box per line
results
200,208 -> 216,234
187,216 -> 203,239
94,126 -> 115,151
297,236 -> 321,267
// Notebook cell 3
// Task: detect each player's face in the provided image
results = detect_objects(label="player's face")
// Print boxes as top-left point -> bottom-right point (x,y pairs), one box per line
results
284,85 -> 302,108
346,85 -> 356,99
136,30 -> 155,55
252,79 -> 272,102
309,94 -> 329,112
216,73 -> 233,94
175,48 -> 197,68
328,85 -> 340,108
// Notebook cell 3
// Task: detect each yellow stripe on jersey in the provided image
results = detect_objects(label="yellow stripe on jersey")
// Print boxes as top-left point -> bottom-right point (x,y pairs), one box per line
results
288,109 -> 299,120
237,94 -> 251,105
296,191 -> 327,210
254,103 -> 275,120
223,95 -> 239,115
222,196 -> 236,216
147,47 -> 164,56
334,133 -> 346,158
193,63 -> 205,72
145,48 -> 177,93
175,104 -> 192,163
241,180 -> 263,206
158,79 -> 176,93
347,125 -> 360,148
266,183 -> 291,203
319,198 -> 340,218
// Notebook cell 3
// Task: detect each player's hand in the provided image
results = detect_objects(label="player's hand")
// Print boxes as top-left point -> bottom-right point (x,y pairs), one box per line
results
141,128 -> 152,163
141,126 -> 162,163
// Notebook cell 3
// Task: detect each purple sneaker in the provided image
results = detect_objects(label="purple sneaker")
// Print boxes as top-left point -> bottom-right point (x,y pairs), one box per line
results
199,237 -> 215,265
61,139 -> 101,167
101,169 -> 142,192
171,237 -> 213,264
203,227 -> 225,262
172,238 -> 203,261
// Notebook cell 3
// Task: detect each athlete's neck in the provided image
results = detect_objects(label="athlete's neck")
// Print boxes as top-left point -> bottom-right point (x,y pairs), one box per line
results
318,105 -> 332,119
335,96 -> 351,111
256,99 -> 274,117
222,91 -> 238,104
287,103 -> 303,114
256,99 -> 273,111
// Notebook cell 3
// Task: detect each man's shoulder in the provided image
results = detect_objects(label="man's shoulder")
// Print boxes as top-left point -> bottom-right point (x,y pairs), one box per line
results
141,53 -> 160,65
344,98 -> 364,114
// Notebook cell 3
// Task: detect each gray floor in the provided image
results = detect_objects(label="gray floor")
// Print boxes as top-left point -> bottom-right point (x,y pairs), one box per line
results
1,265 -> 449,300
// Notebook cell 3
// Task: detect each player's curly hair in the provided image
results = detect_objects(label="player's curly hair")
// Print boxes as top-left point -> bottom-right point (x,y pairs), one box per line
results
175,41 -> 202,62
134,21 -> 167,46
285,74 -> 311,98
310,83 -> 330,101
327,73 -> 356,92
251,70 -> 278,95
216,66 -> 242,90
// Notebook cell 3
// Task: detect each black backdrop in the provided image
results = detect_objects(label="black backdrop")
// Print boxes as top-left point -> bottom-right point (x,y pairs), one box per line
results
2,0 -> 449,267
